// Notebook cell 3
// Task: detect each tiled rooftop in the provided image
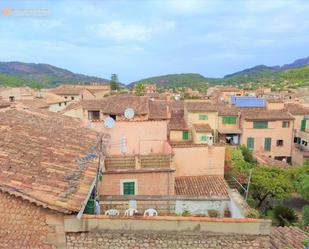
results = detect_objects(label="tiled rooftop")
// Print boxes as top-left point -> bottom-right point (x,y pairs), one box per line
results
185,101 -> 218,112
284,103 -> 309,115
169,111 -> 188,131
271,226 -> 308,249
78,95 -> 149,115
148,100 -> 169,120
0,109 -> 110,213
241,109 -> 294,121
193,123 -> 212,133
175,175 -> 229,198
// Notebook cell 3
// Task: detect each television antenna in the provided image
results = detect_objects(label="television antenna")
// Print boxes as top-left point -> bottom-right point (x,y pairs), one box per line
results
104,117 -> 115,129
124,108 -> 135,119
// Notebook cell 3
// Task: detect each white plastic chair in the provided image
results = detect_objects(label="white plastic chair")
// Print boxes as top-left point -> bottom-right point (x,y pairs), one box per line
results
124,208 -> 138,216
105,209 -> 119,216
143,208 -> 158,217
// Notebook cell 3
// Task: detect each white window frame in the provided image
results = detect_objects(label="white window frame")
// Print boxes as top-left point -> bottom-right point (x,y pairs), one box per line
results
120,179 -> 138,195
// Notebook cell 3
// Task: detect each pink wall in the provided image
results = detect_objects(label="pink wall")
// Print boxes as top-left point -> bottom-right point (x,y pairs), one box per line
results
93,121 -> 168,155
100,171 -> 175,196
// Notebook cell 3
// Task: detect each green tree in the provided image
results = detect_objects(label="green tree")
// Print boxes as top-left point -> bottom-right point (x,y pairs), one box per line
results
110,73 -> 120,91
250,166 -> 293,209
290,165 -> 309,201
134,83 -> 145,96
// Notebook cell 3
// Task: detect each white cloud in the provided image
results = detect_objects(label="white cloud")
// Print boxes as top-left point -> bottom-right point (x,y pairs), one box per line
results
92,20 -> 175,42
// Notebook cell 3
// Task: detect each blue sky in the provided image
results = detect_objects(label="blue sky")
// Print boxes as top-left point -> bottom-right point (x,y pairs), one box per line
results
0,0 -> 309,84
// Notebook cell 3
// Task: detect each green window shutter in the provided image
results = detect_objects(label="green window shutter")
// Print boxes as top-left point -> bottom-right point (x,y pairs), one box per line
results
223,116 -> 236,124
301,119 -> 306,131
201,135 -> 207,142
253,121 -> 268,129
182,131 -> 189,140
247,137 -> 254,150
264,137 -> 272,151
199,114 -> 208,120
123,182 -> 135,195
282,121 -> 289,128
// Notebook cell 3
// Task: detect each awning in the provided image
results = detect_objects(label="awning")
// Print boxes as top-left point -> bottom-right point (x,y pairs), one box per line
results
217,128 -> 242,134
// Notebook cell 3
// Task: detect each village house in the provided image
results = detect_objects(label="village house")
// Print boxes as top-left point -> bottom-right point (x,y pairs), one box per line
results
217,86 -> 244,103
217,105 -> 241,145
49,83 -> 110,101
16,91 -> 68,112
0,86 -> 33,102
0,108 -> 110,249
239,108 -> 294,163
284,103 -> 309,165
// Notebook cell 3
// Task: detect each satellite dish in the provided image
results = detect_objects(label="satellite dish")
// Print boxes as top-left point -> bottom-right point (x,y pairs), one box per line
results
104,117 -> 115,129
124,108 -> 135,119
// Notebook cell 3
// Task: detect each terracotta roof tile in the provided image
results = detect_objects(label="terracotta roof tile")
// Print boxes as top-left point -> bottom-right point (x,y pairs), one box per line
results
185,101 -> 218,112
241,108 -> 294,121
271,226 -> 308,249
80,95 -> 149,115
148,100 -> 169,120
175,175 -> 229,198
193,124 -> 212,133
168,110 -> 188,131
284,103 -> 309,115
0,99 -> 10,108
0,109 -> 110,213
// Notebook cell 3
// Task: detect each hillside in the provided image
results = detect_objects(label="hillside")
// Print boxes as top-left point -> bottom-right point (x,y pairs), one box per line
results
130,56 -> 309,90
129,73 -> 210,89
0,62 -> 110,88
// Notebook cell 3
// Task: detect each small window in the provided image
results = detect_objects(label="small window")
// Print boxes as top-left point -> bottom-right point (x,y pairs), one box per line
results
253,121 -> 268,129
247,137 -> 254,150
302,140 -> 308,146
294,137 -> 301,144
282,121 -> 290,128
71,96 -> 75,100
9,96 -> 15,102
58,103 -> 61,107
276,140 -> 284,146
199,114 -> 208,120
64,96 -> 68,99
222,116 -> 237,124
123,182 -> 135,195
201,135 -> 207,142
88,110 -> 100,121
182,131 -> 189,140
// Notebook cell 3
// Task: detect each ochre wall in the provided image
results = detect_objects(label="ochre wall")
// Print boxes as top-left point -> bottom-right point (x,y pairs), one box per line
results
241,120 -> 293,158
173,146 -> 225,177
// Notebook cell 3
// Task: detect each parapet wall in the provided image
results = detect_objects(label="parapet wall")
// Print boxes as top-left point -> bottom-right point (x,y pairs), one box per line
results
65,216 -> 271,249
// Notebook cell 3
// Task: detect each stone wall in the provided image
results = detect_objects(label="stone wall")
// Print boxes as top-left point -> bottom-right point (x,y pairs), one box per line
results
66,231 -> 270,249
0,191 -> 66,249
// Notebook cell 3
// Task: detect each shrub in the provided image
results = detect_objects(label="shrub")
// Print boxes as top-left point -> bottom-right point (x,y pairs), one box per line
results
208,209 -> 219,218
246,208 -> 260,218
182,210 -> 191,217
273,205 -> 298,226
302,205 -> 309,227
240,145 -> 257,164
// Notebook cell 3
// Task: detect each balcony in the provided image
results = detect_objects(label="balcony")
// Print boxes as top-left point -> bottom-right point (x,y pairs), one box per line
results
104,153 -> 174,172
